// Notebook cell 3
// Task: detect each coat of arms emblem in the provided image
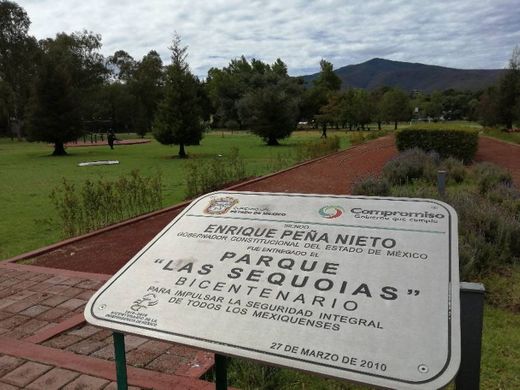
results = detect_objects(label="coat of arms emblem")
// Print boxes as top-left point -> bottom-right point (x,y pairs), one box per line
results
204,196 -> 239,215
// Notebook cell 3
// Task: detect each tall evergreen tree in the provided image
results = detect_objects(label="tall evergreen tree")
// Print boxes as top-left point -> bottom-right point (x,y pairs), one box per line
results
498,46 -> 520,128
26,31 -> 106,155
26,47 -> 81,155
153,35 -> 202,158
0,1 -> 38,138
131,50 -> 163,137
313,59 -> 342,91
236,59 -> 302,145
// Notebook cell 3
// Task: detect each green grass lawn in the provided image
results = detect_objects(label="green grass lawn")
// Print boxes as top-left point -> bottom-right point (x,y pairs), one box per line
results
0,129 -> 354,260
481,127 -> 520,144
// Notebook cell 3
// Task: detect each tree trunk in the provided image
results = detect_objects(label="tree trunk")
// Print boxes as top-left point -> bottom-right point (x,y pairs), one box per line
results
267,137 -> 279,146
178,143 -> 187,158
378,120 -> 382,130
11,119 -> 23,141
394,121 -> 398,130
53,142 -> 67,156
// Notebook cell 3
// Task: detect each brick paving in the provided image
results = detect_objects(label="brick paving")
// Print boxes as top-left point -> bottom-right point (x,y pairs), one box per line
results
0,263 -> 215,389
0,354 -> 142,389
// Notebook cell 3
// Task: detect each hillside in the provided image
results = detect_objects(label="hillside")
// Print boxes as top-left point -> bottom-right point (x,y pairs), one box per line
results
300,58 -> 504,92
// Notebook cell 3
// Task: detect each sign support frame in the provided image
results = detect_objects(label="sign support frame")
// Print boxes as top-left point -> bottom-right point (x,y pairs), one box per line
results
215,354 -> 228,390
455,282 -> 485,390
113,332 -> 128,390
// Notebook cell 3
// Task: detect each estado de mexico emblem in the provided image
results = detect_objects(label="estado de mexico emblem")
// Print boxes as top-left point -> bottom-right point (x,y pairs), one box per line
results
203,196 -> 239,215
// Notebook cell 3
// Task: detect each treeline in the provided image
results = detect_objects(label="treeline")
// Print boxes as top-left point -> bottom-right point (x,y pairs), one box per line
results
1,1 -> 518,157
477,47 -> 520,129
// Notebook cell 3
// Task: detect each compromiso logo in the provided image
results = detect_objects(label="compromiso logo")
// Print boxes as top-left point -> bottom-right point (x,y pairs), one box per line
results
350,207 -> 445,219
319,205 -> 345,219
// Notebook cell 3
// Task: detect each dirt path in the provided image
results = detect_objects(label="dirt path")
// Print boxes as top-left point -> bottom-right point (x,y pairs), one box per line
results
476,137 -> 520,184
23,136 -> 398,274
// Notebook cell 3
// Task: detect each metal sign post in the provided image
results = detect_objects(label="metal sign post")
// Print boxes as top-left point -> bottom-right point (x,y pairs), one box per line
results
455,282 -> 485,389
113,332 -> 128,390
215,354 -> 228,390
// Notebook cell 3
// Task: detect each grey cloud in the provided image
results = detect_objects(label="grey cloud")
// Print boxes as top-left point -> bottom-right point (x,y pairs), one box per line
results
18,0 -> 520,76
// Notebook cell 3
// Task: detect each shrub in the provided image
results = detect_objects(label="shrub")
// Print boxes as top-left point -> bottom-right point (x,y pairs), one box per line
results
381,183 -> 520,279
51,170 -> 162,237
354,151 -> 520,280
382,148 -> 438,185
440,157 -> 466,184
348,130 -> 389,146
294,136 -> 340,162
184,147 -> 247,198
448,191 -> 520,278
264,152 -> 295,173
351,176 -> 391,196
395,128 -> 478,163
349,132 -> 366,145
472,162 -> 513,194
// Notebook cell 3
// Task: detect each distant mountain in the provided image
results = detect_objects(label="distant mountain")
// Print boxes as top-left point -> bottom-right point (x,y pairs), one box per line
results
300,58 -> 505,92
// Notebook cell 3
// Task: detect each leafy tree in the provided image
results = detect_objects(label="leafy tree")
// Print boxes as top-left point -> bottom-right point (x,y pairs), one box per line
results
305,60 -> 343,135
313,59 -> 341,91
381,89 -> 411,129
316,92 -> 343,137
26,45 -> 81,155
130,50 -> 163,136
0,0 -> 38,138
26,31 -> 106,155
352,89 -> 372,129
95,81 -> 137,133
236,59 -> 301,145
299,85 -> 328,123
237,81 -> 300,145
498,46 -> 520,128
206,56 -> 254,128
107,50 -> 136,81
370,87 -> 388,130
425,91 -> 444,119
153,35 -> 202,158
478,86 -> 500,126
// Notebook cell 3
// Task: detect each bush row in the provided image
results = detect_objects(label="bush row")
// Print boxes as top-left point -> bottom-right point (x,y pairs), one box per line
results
50,170 -> 162,237
184,147 -> 246,198
352,151 -> 520,279
294,135 -> 341,162
395,128 -> 479,163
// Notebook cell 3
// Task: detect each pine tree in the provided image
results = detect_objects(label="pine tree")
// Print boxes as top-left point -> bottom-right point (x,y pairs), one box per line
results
153,35 -> 202,158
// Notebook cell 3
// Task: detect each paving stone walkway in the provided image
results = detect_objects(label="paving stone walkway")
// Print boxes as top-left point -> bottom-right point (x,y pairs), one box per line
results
0,262 -> 215,389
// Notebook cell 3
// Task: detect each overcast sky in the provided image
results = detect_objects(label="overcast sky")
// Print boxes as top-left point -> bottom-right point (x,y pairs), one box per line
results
17,0 -> 520,77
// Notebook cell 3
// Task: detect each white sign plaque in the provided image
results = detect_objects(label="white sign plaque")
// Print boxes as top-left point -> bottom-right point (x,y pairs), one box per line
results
85,191 -> 460,389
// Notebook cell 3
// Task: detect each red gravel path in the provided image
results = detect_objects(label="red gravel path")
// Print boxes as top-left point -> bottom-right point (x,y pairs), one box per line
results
476,137 -> 520,184
21,136 -> 398,274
